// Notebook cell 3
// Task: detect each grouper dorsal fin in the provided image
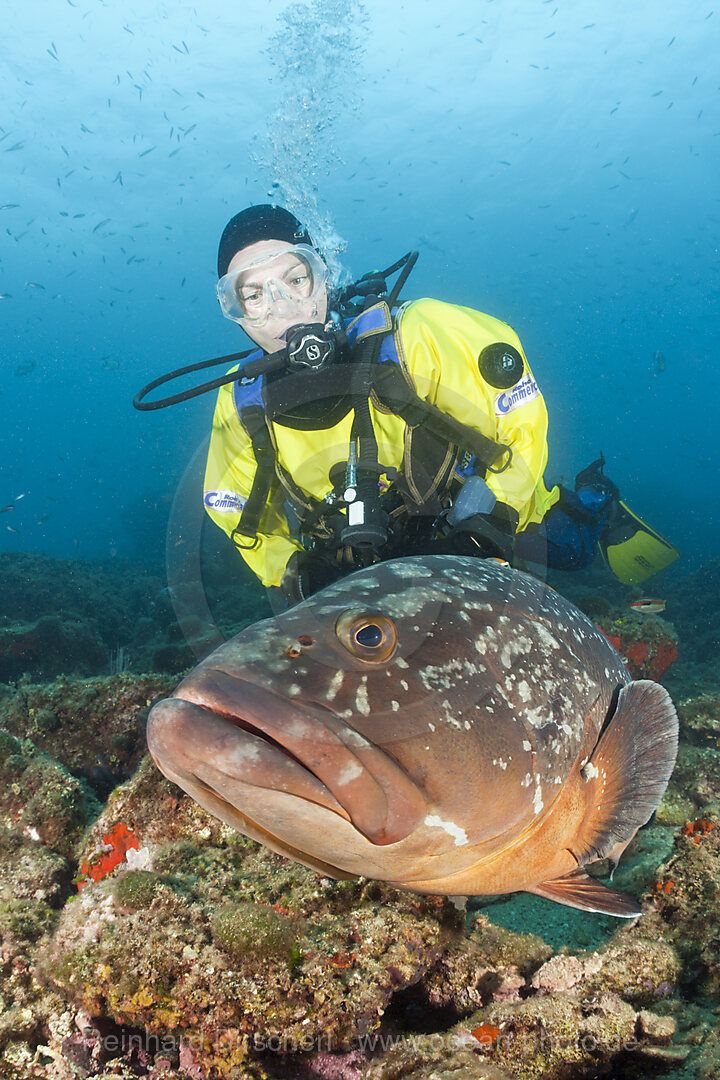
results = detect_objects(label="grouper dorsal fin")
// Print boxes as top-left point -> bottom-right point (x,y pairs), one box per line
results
528,870 -> 641,917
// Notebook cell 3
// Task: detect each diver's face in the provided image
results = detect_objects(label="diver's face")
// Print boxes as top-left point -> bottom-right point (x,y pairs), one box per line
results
226,239 -> 328,354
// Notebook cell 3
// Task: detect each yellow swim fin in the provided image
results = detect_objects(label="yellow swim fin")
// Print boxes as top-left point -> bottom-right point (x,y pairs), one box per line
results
600,501 -> 680,585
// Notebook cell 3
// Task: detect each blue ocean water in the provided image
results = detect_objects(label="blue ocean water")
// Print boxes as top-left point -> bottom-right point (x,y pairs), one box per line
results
1,0 -> 718,571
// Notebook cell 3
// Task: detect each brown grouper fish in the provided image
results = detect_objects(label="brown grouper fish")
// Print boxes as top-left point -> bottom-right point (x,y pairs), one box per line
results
147,555 -> 678,917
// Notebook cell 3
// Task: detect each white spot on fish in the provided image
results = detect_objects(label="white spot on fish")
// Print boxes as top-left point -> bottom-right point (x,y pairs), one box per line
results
400,680 -> 409,691
391,563 -> 433,578
288,684 -> 302,697
419,657 -> 480,691
428,722 -> 436,731
227,741 -> 262,764
424,814 -> 468,846
582,761 -> 600,781
532,777 -> 544,815
337,761 -> 363,786
533,623 -> 561,650
396,656 -> 409,669
523,740 -> 531,751
355,681 -> 370,716
517,680 -> 531,702
523,705 -> 553,730
391,700 -> 399,712
325,670 -> 344,702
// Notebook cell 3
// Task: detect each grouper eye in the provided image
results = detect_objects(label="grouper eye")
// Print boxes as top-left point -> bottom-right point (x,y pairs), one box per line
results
335,611 -> 397,662
356,624 -> 383,647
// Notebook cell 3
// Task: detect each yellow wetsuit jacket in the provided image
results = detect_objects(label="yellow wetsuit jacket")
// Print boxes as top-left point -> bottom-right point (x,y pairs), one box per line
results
204,298 -> 559,587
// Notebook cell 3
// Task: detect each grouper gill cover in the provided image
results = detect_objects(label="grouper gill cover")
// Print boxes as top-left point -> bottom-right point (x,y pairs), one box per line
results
147,555 -> 679,918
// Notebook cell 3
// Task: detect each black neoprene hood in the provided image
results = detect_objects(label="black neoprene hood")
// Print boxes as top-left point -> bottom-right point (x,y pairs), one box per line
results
217,204 -> 313,278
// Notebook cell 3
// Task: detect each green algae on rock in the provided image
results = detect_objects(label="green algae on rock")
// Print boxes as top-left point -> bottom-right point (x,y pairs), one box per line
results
661,689 -> 720,819
211,901 -> 305,963
112,869 -> 180,914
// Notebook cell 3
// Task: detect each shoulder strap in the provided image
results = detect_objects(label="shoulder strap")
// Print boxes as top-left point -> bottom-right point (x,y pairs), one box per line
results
230,406 -> 277,549
371,361 -> 512,475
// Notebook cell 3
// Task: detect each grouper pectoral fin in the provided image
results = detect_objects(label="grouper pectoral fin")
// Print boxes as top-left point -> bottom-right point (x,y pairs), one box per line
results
573,679 -> 679,867
528,680 -> 678,918
526,678 -> 677,915
528,870 -> 641,917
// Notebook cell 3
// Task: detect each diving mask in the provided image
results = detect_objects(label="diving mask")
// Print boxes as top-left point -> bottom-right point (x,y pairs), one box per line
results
217,244 -> 328,328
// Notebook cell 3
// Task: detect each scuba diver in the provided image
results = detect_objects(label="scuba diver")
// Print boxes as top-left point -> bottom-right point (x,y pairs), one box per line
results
135,204 -> 679,603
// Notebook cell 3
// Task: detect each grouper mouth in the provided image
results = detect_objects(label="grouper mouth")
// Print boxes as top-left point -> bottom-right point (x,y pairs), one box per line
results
147,666 -> 426,846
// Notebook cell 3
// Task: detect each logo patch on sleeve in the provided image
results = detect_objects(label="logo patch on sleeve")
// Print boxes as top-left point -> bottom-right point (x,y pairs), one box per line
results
494,374 -> 541,417
203,490 -> 247,513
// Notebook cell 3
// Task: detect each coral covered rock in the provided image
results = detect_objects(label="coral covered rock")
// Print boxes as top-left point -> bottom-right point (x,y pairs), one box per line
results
362,990 -> 678,1080
405,911 -> 552,1020
0,673 -> 176,794
677,693 -> 720,747
597,615 -> 678,681
0,729 -> 100,859
0,550 -> 271,683
671,692 -> 720,809
2,546 -> 718,1079
0,729 -> 100,1067
33,745 -> 699,1079
41,756 -> 465,1077
531,930 -> 679,1006
646,810 -> 720,994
